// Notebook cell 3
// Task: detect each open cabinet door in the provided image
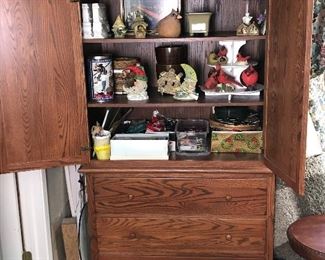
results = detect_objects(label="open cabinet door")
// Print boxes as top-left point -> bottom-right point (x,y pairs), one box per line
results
0,0 -> 89,173
264,0 -> 313,195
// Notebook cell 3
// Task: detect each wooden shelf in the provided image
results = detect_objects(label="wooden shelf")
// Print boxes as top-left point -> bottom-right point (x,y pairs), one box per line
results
83,32 -> 267,44
88,92 -> 264,108
80,153 -> 268,174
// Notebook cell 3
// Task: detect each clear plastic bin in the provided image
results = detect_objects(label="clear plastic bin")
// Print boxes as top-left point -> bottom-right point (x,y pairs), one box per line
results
175,119 -> 210,155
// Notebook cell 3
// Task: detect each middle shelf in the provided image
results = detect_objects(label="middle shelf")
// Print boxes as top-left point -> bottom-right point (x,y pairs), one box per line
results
88,90 -> 264,108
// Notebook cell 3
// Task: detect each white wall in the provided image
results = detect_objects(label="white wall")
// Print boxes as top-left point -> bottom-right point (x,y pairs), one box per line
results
0,173 -> 22,260
0,170 -> 53,260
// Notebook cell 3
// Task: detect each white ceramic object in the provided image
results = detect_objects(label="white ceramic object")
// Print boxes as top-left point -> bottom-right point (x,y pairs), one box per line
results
82,22 -> 93,39
219,40 -> 246,65
81,4 -> 92,23
82,3 -> 110,39
92,3 -> 108,24
81,4 -> 93,38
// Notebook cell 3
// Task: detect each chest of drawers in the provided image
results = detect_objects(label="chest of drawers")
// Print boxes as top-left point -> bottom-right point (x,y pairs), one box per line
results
82,160 -> 274,260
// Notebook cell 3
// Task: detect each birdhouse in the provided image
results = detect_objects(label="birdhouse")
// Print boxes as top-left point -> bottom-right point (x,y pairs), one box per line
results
131,13 -> 148,39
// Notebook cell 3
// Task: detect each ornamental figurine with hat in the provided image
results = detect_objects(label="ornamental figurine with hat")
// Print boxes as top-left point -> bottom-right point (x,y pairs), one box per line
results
123,63 -> 149,101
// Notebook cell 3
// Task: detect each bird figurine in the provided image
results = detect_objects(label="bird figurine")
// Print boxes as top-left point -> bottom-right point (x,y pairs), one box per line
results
217,46 -> 228,57
217,68 -> 242,87
240,65 -> 258,87
204,69 -> 220,89
204,65 -> 242,89
236,53 -> 251,65
156,9 -> 182,38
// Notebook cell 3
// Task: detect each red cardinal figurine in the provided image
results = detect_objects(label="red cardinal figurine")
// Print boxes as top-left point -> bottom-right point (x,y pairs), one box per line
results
240,65 -> 258,87
204,65 -> 221,89
236,53 -> 250,63
217,69 -> 242,87
217,46 -> 228,57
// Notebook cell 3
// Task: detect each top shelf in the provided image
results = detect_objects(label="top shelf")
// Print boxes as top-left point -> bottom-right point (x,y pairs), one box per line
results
83,32 -> 267,44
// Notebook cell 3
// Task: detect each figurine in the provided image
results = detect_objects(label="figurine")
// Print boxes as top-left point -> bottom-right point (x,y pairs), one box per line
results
217,68 -> 242,87
208,46 -> 228,65
156,9 -> 182,38
146,110 -> 165,132
236,53 -> 251,65
131,12 -> 148,38
123,64 -> 149,100
204,65 -> 242,89
236,0 -> 259,36
174,64 -> 198,101
157,68 -> 183,95
240,65 -> 258,87
204,67 -> 220,89
257,10 -> 267,35
112,15 -> 127,38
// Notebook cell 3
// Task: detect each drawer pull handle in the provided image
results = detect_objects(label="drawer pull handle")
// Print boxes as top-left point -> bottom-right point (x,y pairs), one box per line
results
129,232 -> 137,239
226,234 -> 232,241
225,195 -> 232,201
128,194 -> 134,200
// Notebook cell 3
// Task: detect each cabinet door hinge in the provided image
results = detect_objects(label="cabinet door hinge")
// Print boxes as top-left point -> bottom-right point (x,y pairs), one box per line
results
80,146 -> 92,152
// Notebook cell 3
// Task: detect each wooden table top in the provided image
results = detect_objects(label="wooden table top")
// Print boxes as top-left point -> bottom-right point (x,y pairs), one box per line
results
287,215 -> 325,260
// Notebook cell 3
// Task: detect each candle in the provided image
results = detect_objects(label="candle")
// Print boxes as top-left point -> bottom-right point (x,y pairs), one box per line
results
245,0 -> 249,14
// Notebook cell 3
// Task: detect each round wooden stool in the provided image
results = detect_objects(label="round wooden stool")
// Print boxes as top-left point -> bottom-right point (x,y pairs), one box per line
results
287,215 -> 325,260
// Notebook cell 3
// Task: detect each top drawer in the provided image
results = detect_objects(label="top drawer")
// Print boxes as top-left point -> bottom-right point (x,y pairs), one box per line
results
93,176 -> 268,216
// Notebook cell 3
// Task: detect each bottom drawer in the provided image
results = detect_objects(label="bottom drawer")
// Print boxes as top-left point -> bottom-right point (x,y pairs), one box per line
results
96,217 -> 266,258
98,255 -> 265,260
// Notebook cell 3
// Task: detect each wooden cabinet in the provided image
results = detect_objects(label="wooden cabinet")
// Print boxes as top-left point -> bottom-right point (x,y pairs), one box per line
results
0,0 -> 89,172
83,160 -> 274,259
0,0 -> 312,259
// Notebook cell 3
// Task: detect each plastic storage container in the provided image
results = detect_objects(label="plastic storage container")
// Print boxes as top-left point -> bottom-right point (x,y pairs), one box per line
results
175,119 -> 210,155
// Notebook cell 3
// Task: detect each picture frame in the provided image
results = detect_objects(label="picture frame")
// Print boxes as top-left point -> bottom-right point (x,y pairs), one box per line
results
121,0 -> 181,31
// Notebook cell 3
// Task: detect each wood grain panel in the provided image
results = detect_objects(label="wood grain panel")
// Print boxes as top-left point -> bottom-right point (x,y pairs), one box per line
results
0,0 -> 89,172
81,158 -> 271,174
264,0 -> 312,194
87,175 -> 99,260
96,217 -> 266,257
98,255 -> 264,260
94,178 -> 267,216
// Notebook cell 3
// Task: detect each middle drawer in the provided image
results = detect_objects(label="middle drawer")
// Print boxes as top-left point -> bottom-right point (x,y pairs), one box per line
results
93,177 -> 268,216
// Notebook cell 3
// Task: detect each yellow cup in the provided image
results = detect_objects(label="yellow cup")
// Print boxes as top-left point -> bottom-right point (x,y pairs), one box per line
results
93,130 -> 111,160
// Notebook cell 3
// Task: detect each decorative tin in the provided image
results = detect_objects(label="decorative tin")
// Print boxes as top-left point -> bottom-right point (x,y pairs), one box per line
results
88,55 -> 114,102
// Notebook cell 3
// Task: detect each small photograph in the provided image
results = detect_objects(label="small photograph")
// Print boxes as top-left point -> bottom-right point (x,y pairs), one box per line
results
122,0 -> 181,31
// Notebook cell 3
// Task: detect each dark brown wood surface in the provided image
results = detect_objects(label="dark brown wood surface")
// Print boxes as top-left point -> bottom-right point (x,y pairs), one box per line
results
87,93 -> 264,108
83,34 -> 267,44
87,175 -> 99,260
264,0 -> 312,195
287,215 -> 325,260
96,217 -> 266,257
80,155 -> 271,174
98,256 -> 264,260
0,0 -> 89,172
86,169 -> 274,260
94,178 -> 267,216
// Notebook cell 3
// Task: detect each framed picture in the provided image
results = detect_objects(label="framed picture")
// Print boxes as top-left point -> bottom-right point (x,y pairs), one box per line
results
121,0 -> 181,31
